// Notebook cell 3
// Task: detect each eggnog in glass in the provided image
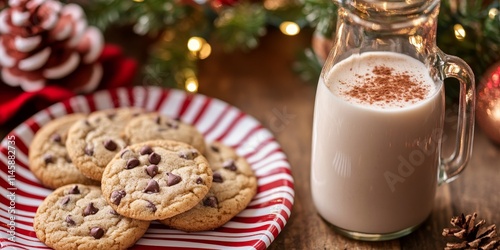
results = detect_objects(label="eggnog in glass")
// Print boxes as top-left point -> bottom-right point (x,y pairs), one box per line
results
312,51 -> 444,234
310,0 -> 476,241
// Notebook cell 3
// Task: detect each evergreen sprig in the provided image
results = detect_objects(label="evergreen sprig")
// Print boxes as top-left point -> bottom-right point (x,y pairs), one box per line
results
301,0 -> 337,37
213,3 -> 267,51
68,0 -> 194,36
437,0 -> 500,80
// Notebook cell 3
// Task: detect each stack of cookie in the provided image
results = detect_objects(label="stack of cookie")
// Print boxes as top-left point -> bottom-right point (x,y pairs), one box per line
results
29,107 -> 258,250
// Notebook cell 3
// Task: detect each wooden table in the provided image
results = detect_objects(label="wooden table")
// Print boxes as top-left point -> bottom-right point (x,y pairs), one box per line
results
1,27 -> 499,249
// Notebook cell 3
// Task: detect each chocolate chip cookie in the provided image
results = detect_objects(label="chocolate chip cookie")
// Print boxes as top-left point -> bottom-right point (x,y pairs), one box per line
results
66,108 -> 142,181
160,141 -> 257,231
101,140 -> 213,221
33,184 -> 150,250
123,113 -> 206,154
28,114 -> 99,189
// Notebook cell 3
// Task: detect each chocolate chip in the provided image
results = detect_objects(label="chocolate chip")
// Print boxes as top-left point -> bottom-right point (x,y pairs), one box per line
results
210,145 -> 219,152
146,165 -> 159,177
60,196 -> 70,205
167,172 -> 182,186
68,185 -> 80,194
51,133 -> 61,143
144,179 -> 160,193
166,121 -> 179,129
85,145 -> 94,156
140,145 -> 153,155
223,159 -> 237,171
90,227 -> 104,239
203,196 -> 218,208
196,177 -> 203,184
65,155 -> 72,163
119,149 -> 130,159
83,120 -> 90,126
155,115 -> 161,124
83,202 -> 99,216
107,112 -> 116,120
65,215 -> 75,226
126,158 -> 140,169
146,200 -> 157,212
178,150 -> 198,160
43,154 -> 53,164
148,152 -> 161,164
110,190 -> 126,205
213,172 -> 223,183
103,139 -> 117,151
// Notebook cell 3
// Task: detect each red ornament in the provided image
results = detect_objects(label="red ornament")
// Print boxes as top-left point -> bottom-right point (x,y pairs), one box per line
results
0,0 -> 104,93
476,62 -> 500,145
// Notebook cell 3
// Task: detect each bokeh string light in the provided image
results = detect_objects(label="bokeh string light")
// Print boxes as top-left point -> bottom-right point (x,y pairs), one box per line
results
280,21 -> 300,36
187,36 -> 212,60
453,24 -> 466,41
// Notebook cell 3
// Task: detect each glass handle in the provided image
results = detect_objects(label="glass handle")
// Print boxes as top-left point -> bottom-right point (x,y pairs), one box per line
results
438,54 -> 476,184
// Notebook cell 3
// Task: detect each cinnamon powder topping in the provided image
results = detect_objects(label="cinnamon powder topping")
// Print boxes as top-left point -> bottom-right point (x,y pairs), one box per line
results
342,65 -> 429,107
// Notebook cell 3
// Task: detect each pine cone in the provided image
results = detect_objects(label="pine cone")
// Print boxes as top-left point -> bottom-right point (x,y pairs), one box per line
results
442,212 -> 500,250
0,0 -> 103,93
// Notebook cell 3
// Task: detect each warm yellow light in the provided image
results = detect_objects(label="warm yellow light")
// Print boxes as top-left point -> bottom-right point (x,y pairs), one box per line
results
198,43 -> 212,60
279,22 -> 300,36
489,8 -> 498,19
133,0 -> 144,2
187,37 -> 205,52
187,37 -> 211,59
453,24 -> 466,41
185,77 -> 198,93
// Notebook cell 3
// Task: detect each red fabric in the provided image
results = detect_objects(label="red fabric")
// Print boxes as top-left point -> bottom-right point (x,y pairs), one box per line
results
0,44 -> 137,125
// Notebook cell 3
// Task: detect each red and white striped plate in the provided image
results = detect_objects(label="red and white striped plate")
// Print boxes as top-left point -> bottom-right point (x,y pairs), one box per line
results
0,86 -> 294,250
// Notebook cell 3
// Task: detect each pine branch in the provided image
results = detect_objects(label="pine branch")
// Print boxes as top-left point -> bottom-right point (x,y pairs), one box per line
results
300,0 -> 337,37
213,3 -> 267,51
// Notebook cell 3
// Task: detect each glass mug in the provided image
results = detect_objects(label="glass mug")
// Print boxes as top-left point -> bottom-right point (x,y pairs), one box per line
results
310,0 -> 475,241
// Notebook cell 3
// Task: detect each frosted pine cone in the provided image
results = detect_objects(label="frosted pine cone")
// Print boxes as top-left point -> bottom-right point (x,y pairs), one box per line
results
0,0 -> 103,93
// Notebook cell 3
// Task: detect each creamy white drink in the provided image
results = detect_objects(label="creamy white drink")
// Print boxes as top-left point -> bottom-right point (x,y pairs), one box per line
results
311,52 -> 445,233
